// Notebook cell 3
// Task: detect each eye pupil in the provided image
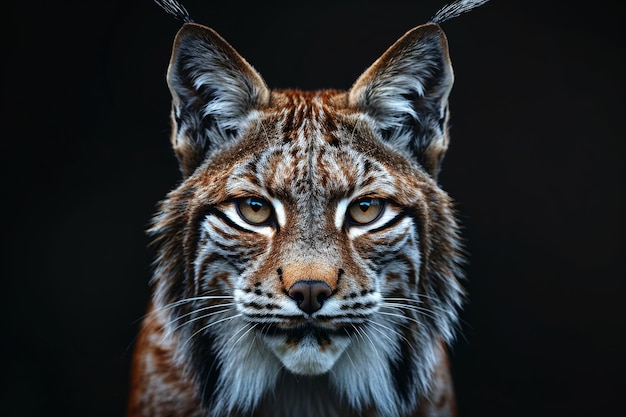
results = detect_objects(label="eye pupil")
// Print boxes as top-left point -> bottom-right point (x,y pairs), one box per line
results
250,199 -> 263,212
359,202 -> 370,212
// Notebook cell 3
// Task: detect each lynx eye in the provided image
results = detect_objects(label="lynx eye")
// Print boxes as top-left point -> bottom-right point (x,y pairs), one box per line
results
347,198 -> 385,225
235,196 -> 273,225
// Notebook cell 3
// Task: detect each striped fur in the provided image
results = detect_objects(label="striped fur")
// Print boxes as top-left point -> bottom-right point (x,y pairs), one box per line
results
129,14 -> 471,417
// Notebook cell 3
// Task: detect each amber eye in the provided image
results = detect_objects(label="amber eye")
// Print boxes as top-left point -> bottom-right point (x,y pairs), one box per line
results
236,196 -> 273,225
347,198 -> 385,225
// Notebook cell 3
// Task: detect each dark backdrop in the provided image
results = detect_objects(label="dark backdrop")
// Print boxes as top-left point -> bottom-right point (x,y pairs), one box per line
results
4,1 -> 624,416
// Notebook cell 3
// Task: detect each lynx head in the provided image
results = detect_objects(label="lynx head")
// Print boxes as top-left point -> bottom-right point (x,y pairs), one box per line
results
149,19 -> 464,417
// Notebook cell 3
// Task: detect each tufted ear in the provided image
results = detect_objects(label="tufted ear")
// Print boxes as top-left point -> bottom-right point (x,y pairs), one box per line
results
348,23 -> 454,178
166,23 -> 270,177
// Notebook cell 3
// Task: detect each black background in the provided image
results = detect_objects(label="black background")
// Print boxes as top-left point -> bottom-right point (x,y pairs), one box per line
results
4,1 -> 624,416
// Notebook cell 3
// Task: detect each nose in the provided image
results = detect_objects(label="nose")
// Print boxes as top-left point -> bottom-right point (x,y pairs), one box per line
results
288,280 -> 332,315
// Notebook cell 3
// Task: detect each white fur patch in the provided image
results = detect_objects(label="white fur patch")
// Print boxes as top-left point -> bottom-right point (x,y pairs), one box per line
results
264,333 -> 352,376
334,197 -> 351,229
271,197 -> 286,228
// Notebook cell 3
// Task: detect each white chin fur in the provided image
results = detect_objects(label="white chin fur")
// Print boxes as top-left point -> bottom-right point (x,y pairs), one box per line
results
263,333 -> 351,375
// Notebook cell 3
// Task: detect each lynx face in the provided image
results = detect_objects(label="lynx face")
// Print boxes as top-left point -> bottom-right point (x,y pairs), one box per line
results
130,17 -> 466,417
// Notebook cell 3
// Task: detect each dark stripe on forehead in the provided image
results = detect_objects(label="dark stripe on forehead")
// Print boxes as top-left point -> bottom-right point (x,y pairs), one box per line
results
277,91 -> 344,144
318,97 -> 341,146
245,157 -> 258,175
282,106 -> 296,144
280,92 -> 313,141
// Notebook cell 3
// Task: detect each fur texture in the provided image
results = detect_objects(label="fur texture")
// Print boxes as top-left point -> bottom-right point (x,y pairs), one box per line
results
128,2 -> 489,415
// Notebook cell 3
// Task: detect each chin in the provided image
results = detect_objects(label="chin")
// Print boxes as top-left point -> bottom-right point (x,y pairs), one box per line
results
263,330 -> 352,376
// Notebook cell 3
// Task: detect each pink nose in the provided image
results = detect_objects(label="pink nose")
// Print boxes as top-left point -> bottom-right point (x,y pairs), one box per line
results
288,280 -> 332,315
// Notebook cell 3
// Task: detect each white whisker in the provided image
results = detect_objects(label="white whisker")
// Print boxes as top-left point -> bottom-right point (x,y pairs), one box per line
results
379,310 -> 435,329
383,300 -> 448,317
168,303 -> 236,325
240,323 -> 261,363
158,295 -> 234,311
384,294 -> 450,309
166,305 -> 235,338
179,313 -> 243,351
223,322 -> 257,359
137,294 -> 234,323
365,323 -> 399,346
382,301 -> 439,317
342,326 -> 359,373
354,324 -> 386,365
366,319 -> 408,345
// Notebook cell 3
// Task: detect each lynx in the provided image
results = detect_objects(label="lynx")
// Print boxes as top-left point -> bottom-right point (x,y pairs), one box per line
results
128,1 -> 489,416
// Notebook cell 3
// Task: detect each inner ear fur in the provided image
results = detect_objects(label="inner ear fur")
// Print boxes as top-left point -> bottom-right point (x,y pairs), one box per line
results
166,23 -> 270,177
348,23 -> 454,178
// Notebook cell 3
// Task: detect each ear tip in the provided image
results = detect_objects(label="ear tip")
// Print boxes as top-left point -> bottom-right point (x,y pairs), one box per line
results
175,22 -> 235,53
179,21 -> 208,31
403,22 -> 450,55
421,21 -> 445,31
406,22 -> 447,41
175,22 -> 213,41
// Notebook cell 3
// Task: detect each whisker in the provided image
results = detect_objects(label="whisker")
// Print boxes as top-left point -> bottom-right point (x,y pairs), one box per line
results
382,300 -> 469,343
382,301 -> 446,320
366,319 -> 408,346
179,313 -> 243,351
342,326 -> 359,373
200,322 -> 254,401
135,294 -> 235,325
383,296 -> 424,304
383,295 -> 451,311
166,305 -> 236,338
381,302 -> 440,320
240,323 -> 261,364
378,310 -> 435,329
354,324 -> 386,365
158,295 -> 235,312
168,302 -> 237,325
382,302 -> 439,317
217,322 -> 259,365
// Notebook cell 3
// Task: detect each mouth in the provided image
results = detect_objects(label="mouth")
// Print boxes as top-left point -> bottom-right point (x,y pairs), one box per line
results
262,321 -> 359,342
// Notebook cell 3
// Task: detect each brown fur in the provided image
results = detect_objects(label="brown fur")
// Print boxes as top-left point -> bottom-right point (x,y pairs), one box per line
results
128,14 -> 471,417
